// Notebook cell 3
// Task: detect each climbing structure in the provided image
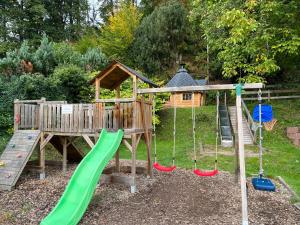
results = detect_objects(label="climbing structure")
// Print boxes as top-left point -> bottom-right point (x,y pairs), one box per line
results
0,130 -> 41,191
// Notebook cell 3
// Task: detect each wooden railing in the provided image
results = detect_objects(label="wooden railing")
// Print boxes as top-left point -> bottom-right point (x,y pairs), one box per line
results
243,89 -> 300,101
14,98 -> 152,134
241,99 -> 256,143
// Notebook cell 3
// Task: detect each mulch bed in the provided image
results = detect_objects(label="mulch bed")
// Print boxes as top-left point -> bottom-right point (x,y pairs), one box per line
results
0,161 -> 299,225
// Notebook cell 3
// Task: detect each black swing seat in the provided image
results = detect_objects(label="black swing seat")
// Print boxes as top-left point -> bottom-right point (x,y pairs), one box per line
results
252,177 -> 275,192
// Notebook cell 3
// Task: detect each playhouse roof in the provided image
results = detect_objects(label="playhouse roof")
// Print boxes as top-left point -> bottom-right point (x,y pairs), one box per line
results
90,60 -> 158,90
166,66 -> 207,88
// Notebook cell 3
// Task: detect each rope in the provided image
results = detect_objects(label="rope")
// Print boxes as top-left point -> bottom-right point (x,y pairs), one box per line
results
152,95 -> 157,163
192,92 -> 197,170
258,89 -> 264,177
172,93 -> 176,166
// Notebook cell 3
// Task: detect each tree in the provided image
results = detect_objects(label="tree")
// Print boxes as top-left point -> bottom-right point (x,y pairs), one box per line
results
99,2 -> 142,60
98,0 -> 138,23
131,1 -> 188,74
190,0 -> 300,83
50,64 -> 92,103
81,48 -> 108,72
33,35 -> 56,75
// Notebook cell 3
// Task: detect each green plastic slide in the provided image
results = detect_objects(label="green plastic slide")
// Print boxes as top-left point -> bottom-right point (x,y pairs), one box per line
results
41,129 -> 124,225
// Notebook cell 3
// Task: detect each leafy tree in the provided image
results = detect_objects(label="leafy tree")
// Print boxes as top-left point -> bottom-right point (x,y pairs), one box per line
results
131,1 -> 188,74
53,42 -> 82,66
190,0 -> 300,83
74,32 -> 100,53
50,64 -> 92,103
99,2 -> 142,61
0,41 -> 33,76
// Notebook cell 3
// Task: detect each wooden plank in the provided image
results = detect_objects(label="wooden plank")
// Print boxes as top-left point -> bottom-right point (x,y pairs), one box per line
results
244,95 -> 300,100
131,134 -> 137,193
63,137 -> 67,175
83,134 -> 95,148
95,98 -> 135,103
140,97 -> 152,177
122,139 -> 132,152
88,104 -> 93,131
40,133 -> 54,149
137,83 -> 264,94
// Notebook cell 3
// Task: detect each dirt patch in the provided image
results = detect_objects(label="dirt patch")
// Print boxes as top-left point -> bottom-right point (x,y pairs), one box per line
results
0,161 -> 299,225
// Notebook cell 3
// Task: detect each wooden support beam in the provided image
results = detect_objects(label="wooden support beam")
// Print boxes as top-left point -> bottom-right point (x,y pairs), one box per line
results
122,139 -> 132,152
39,132 -> 46,179
63,137 -> 67,175
140,97 -> 153,177
95,98 -> 135,103
95,78 -> 100,100
131,134 -> 137,193
83,134 -> 95,148
40,133 -> 54,149
137,83 -> 264,94
236,86 -> 249,225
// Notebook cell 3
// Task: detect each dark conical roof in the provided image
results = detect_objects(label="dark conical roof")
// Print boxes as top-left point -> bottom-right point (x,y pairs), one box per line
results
166,66 -> 198,87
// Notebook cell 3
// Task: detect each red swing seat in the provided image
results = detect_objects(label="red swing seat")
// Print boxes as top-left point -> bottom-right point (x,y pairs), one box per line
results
193,168 -> 218,177
153,162 -> 176,172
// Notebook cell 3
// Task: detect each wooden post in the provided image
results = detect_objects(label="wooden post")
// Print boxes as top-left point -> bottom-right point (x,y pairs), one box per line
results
14,99 -> 20,131
39,132 -> 46,179
236,84 -> 249,225
140,97 -> 153,177
95,78 -> 100,100
131,134 -> 137,193
115,86 -> 121,172
63,137 -> 67,175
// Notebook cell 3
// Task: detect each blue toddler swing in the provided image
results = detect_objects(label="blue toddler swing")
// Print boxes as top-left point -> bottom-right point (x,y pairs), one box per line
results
251,90 -> 276,192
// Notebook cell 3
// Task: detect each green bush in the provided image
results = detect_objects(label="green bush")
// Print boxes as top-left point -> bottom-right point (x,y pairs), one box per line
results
50,64 -> 93,103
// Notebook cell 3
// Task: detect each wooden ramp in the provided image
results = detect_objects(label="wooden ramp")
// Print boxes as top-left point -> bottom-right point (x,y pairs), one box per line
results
0,130 -> 41,191
228,106 -> 254,145
50,136 -> 85,162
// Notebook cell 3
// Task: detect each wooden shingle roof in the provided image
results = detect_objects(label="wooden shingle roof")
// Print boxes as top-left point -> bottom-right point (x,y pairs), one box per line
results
90,60 -> 158,90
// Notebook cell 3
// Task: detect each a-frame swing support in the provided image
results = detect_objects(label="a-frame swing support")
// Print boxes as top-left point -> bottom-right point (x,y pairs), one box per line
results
137,83 -> 263,225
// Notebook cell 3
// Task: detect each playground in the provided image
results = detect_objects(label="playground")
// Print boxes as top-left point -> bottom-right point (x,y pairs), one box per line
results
0,161 -> 299,224
0,62 -> 300,225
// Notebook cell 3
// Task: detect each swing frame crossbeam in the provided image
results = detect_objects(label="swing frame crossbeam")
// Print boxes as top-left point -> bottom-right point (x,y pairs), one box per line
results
138,83 -> 264,225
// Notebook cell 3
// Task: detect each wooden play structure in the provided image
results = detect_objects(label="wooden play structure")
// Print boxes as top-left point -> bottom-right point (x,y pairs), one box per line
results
0,61 -> 156,193
0,59 -> 265,225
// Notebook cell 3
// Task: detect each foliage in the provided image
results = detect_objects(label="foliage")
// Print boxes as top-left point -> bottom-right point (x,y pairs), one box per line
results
33,35 -> 56,75
53,42 -> 82,66
0,74 -> 61,129
74,32 -> 100,54
131,1 -> 188,74
99,2 -> 142,61
50,64 -> 92,103
81,48 -> 108,72
190,0 -> 300,82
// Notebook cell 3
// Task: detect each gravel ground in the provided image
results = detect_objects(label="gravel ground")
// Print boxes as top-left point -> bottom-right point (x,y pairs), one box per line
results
0,160 -> 299,225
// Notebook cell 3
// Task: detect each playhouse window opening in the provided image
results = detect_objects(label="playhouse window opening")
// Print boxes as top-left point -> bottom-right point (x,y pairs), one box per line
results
183,93 -> 192,101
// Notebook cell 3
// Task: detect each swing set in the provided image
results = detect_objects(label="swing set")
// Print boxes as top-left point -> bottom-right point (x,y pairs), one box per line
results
152,92 -> 219,176
137,83 -> 263,225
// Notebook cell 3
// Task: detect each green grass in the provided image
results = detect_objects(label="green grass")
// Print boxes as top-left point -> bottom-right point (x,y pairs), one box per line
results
118,100 -> 300,196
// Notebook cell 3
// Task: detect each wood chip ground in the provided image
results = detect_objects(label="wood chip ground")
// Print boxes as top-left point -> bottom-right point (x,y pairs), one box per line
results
0,161 -> 299,225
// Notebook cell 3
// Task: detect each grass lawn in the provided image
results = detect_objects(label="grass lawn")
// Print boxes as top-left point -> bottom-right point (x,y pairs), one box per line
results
118,100 -> 300,196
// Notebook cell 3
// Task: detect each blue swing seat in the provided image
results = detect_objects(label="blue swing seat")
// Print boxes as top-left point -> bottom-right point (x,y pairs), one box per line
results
252,177 -> 276,192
